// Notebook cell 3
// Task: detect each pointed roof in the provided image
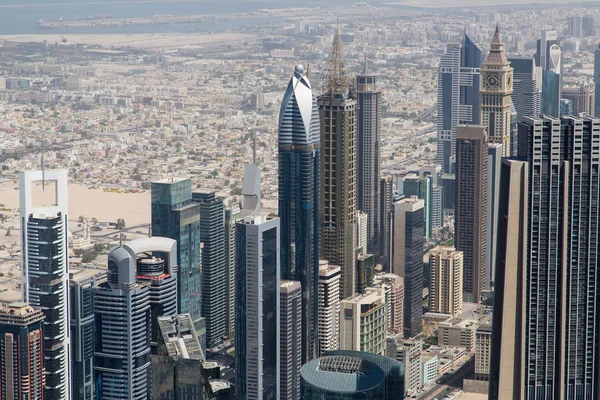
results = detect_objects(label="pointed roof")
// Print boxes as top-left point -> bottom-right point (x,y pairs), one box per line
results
322,27 -> 349,95
484,24 -> 509,66
491,23 -> 501,44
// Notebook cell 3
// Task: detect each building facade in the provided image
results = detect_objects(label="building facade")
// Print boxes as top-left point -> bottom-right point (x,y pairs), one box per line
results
487,143 -> 502,288
318,261 -> 341,356
224,204 -> 239,340
20,169 -> 71,400
373,273 -> 404,336
455,125 -> 488,303
378,176 -> 393,269
339,287 -> 386,355
280,280 -> 301,400
428,246 -> 463,317
507,56 -> 541,124
278,64 -> 320,363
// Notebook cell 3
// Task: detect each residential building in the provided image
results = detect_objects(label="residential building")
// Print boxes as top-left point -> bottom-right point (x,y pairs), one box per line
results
391,196 -> 424,338
300,350 -> 404,398
339,287 -> 386,355
373,272 -> 404,336
235,164 -> 280,400
278,63 -> 320,362
475,322 -> 492,380
151,178 -> 203,331
193,190 -> 227,348
387,336 -> 423,395
356,57 -> 381,255
480,25 -> 513,156
20,169 -> 71,400
318,261 -> 341,356
319,30 -> 358,301
428,246 -> 463,317
70,268 -> 107,400
455,125 -> 488,303
438,319 -> 477,353
280,280 -> 301,400
0,302 -> 45,400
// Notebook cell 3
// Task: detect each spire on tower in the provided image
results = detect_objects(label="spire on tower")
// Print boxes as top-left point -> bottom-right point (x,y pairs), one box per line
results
363,52 -> 368,73
491,23 -> 502,44
321,26 -> 349,96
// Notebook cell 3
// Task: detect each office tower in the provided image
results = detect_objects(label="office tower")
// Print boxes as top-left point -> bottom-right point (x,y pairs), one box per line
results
0,302 -> 45,400
356,56 -> 381,255
487,143 -> 502,287
20,169 -> 71,400
224,204 -> 239,340
403,175 -> 433,239
595,44 -> 600,117
373,272 -> 404,335
192,190 -> 226,348
300,350 -> 404,398
510,102 -> 519,156
480,25 -> 513,156
378,176 -> 393,269
278,63 -> 320,363
391,196 -> 424,338
95,245 -> 152,399
235,164 -> 280,400
280,280 -> 301,400
492,115 -> 600,399
455,125 -> 488,303
507,56 -> 541,124
70,268 -> 107,400
356,210 -> 368,255
428,246 -> 463,317
535,30 -> 558,71
387,336 -> 423,395
318,261 -> 341,356
339,287 -> 386,355
151,314 -> 222,400
437,33 -> 484,172
536,31 -> 562,117
562,83 -> 595,115
319,30 -> 357,300
568,15 -> 595,37
356,252 -> 375,293
441,173 -> 456,212
151,178 -> 203,331
560,98 -> 573,116
489,158 -> 528,399
475,322 -> 492,381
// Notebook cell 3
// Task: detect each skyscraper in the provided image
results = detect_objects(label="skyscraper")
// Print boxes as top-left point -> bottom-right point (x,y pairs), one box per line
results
224,204 -> 239,340
487,143 -> 502,288
278,63 -> 320,362
192,190 -> 226,349
235,164 -> 280,400
151,178 -> 203,331
536,31 -> 562,118
428,246 -> 463,317
391,196 -> 424,338
372,272 -> 404,335
280,280 -> 301,400
507,56 -> 541,124
455,125 -> 488,303
20,169 -> 71,400
436,33 -> 484,173
0,302 -> 45,400
378,176 -> 393,269
318,261 -> 341,356
491,115 -> 600,398
339,287 -> 387,355
562,83 -> 595,115
594,44 -> 600,116
319,30 -> 357,300
70,268 -> 107,400
480,25 -> 513,156
356,56 -> 381,255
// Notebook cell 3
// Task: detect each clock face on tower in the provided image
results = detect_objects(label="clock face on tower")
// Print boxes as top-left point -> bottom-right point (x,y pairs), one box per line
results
485,74 -> 500,90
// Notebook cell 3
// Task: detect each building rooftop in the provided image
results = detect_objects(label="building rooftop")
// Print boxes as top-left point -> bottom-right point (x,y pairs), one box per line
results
302,356 -> 384,393
157,314 -> 204,361
0,301 -> 45,325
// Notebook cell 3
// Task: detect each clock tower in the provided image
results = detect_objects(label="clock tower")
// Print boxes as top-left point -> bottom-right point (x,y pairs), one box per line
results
480,25 -> 513,156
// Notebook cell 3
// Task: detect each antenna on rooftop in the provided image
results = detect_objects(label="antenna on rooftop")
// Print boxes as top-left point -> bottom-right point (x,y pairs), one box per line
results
252,131 -> 257,165
41,144 -> 46,191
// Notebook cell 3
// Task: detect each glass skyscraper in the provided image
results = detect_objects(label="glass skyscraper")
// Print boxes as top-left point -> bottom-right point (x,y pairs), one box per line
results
278,64 -> 320,362
151,178 -> 203,332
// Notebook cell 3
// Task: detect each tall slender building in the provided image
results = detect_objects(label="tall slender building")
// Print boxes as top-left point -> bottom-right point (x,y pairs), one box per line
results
536,31 -> 562,118
378,176 -> 393,269
455,125 -> 488,303
235,164 -> 280,400
428,246 -> 463,317
279,280 -> 301,400
0,302 -> 45,400
20,169 -> 71,400
278,63 -> 320,362
436,33 -> 484,172
319,30 -> 357,300
491,115 -> 600,399
224,204 -> 239,340
391,196 -> 424,338
192,190 -> 226,349
356,56 -> 381,255
151,178 -> 203,331
480,25 -> 513,156
594,44 -> 600,116
508,56 -> 541,123
317,261 -> 341,356
487,143 -> 502,288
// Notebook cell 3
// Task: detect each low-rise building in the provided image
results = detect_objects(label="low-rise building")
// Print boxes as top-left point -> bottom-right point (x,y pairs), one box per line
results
438,319 -> 477,352
422,354 -> 438,385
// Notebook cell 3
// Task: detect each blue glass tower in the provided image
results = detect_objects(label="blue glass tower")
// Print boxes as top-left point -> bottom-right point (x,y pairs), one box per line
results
151,178 -> 203,332
278,64 -> 320,363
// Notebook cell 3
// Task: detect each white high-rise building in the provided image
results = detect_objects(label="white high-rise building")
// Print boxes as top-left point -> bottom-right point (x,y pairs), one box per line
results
373,273 -> 404,336
317,261 -> 341,356
20,170 -> 71,400
339,287 -> 386,355
428,246 -> 463,317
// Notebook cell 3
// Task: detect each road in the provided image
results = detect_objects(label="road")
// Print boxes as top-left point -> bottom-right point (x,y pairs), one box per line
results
419,358 -> 474,400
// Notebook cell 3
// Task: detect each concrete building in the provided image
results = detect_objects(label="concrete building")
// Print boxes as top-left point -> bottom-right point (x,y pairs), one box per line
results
455,125 -> 488,303
428,247 -> 463,317
339,287 -> 386,355
0,302 -> 45,400
373,272 -> 404,336
475,322 -> 492,380
562,83 -> 595,115
378,176 -> 393,268
318,261 -> 341,356
438,319 -> 477,353
422,354 -> 438,385
387,336 -> 423,395
224,204 -> 239,340
235,164 -> 280,400
20,169 -> 71,400
280,280 -> 301,400
507,56 -> 541,125
391,196 -> 424,338
487,143 -> 502,287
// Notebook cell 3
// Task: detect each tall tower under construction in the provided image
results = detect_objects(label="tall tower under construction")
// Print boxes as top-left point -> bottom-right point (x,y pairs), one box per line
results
319,29 -> 357,300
